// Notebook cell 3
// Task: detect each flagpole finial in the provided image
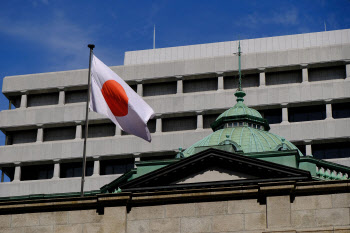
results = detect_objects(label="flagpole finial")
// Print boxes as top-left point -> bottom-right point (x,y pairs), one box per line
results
88,44 -> 95,50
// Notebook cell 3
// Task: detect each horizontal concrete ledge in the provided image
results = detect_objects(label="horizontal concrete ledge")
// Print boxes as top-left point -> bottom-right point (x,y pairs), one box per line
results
0,79 -> 349,129
124,29 -> 350,65
0,118 -> 349,164
0,174 -> 120,198
0,179 -> 349,213
3,44 -> 350,94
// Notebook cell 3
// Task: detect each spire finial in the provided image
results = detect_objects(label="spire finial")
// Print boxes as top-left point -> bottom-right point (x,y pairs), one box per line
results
234,41 -> 245,102
238,41 -> 242,91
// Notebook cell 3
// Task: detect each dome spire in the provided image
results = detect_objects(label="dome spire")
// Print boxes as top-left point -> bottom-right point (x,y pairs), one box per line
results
235,41 -> 246,102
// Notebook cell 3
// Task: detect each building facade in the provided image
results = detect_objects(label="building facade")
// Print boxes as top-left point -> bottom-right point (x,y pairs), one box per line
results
0,29 -> 350,197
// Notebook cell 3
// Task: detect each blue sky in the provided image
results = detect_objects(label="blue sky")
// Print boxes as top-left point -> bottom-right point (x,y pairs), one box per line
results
0,0 -> 349,148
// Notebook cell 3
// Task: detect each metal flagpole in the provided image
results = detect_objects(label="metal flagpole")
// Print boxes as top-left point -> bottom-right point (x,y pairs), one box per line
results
81,44 -> 95,197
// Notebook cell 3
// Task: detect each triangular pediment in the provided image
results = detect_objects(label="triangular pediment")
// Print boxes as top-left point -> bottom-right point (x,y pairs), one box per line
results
104,148 -> 311,192
173,166 -> 257,184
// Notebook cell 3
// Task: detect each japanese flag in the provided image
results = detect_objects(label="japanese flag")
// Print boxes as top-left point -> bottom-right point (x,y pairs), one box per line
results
89,54 -> 155,142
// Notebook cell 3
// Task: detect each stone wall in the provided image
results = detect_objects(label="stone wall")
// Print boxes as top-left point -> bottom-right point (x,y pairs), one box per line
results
1,193 -> 350,232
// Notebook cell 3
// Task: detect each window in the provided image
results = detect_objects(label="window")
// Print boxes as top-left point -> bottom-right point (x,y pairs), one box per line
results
143,81 -> 177,96
60,161 -> 93,178
65,90 -> 87,104
44,126 -> 76,141
203,114 -> 220,129
224,73 -> 259,89
9,96 -> 21,108
309,65 -> 346,82
312,142 -> 350,159
295,144 -> 306,155
140,152 -> 176,161
27,92 -> 59,107
183,77 -> 218,93
21,164 -> 54,181
100,158 -> 134,175
288,105 -> 326,122
7,129 -> 37,145
129,84 -> 137,93
260,108 -> 282,124
0,167 -> 14,182
162,116 -> 197,132
332,102 -> 350,119
147,119 -> 156,133
266,70 -> 302,86
83,123 -> 115,138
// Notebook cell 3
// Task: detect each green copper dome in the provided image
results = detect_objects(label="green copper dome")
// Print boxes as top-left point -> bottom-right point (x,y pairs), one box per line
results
183,126 -> 302,157
216,93 -> 262,120
184,90 -> 303,157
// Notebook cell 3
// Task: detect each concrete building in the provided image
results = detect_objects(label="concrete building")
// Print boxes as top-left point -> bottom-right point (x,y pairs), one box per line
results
0,28 -> 350,197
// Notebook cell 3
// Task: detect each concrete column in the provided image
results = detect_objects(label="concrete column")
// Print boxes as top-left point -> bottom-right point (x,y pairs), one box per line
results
217,72 -> 224,90
346,61 -> 350,79
115,126 -> 122,136
196,111 -> 203,130
58,87 -> 65,105
92,157 -> 100,177
13,163 -> 21,182
258,68 -> 265,86
137,80 -> 143,96
281,104 -> 288,124
306,144 -> 312,156
134,154 -> 141,168
20,91 -> 27,108
52,160 -> 60,179
156,116 -> 162,133
326,100 -> 333,119
176,76 -> 183,94
75,121 -> 82,139
301,64 -> 308,83
36,125 -> 43,143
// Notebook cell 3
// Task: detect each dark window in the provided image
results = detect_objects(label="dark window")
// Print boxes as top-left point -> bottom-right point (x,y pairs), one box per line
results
143,81 -> 177,96
129,84 -> 137,93
100,158 -> 134,175
44,126 -> 76,141
224,74 -> 259,89
266,70 -> 302,86
332,102 -> 350,119
162,116 -> 197,132
183,77 -> 218,93
60,161 -> 93,178
260,109 -> 282,124
9,96 -> 21,108
27,92 -> 59,107
312,142 -> 350,159
21,164 -> 54,181
309,65 -> 346,82
295,144 -> 306,156
7,129 -> 37,145
140,153 -> 177,161
147,119 -> 156,133
203,114 -> 220,128
288,105 -> 326,122
82,123 -> 115,138
1,167 -> 14,182
65,90 -> 87,104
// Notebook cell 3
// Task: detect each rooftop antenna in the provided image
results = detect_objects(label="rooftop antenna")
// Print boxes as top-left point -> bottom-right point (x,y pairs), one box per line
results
153,24 -> 156,49
324,21 -> 327,31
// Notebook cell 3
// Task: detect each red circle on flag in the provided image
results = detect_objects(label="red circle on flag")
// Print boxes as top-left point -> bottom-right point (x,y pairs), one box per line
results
101,80 -> 129,117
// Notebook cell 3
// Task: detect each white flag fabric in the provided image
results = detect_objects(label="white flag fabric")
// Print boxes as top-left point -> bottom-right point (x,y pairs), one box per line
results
89,54 -> 155,142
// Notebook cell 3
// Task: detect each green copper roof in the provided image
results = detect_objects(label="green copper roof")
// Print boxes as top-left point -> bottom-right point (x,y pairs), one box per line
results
216,100 -> 262,120
183,126 -> 303,157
